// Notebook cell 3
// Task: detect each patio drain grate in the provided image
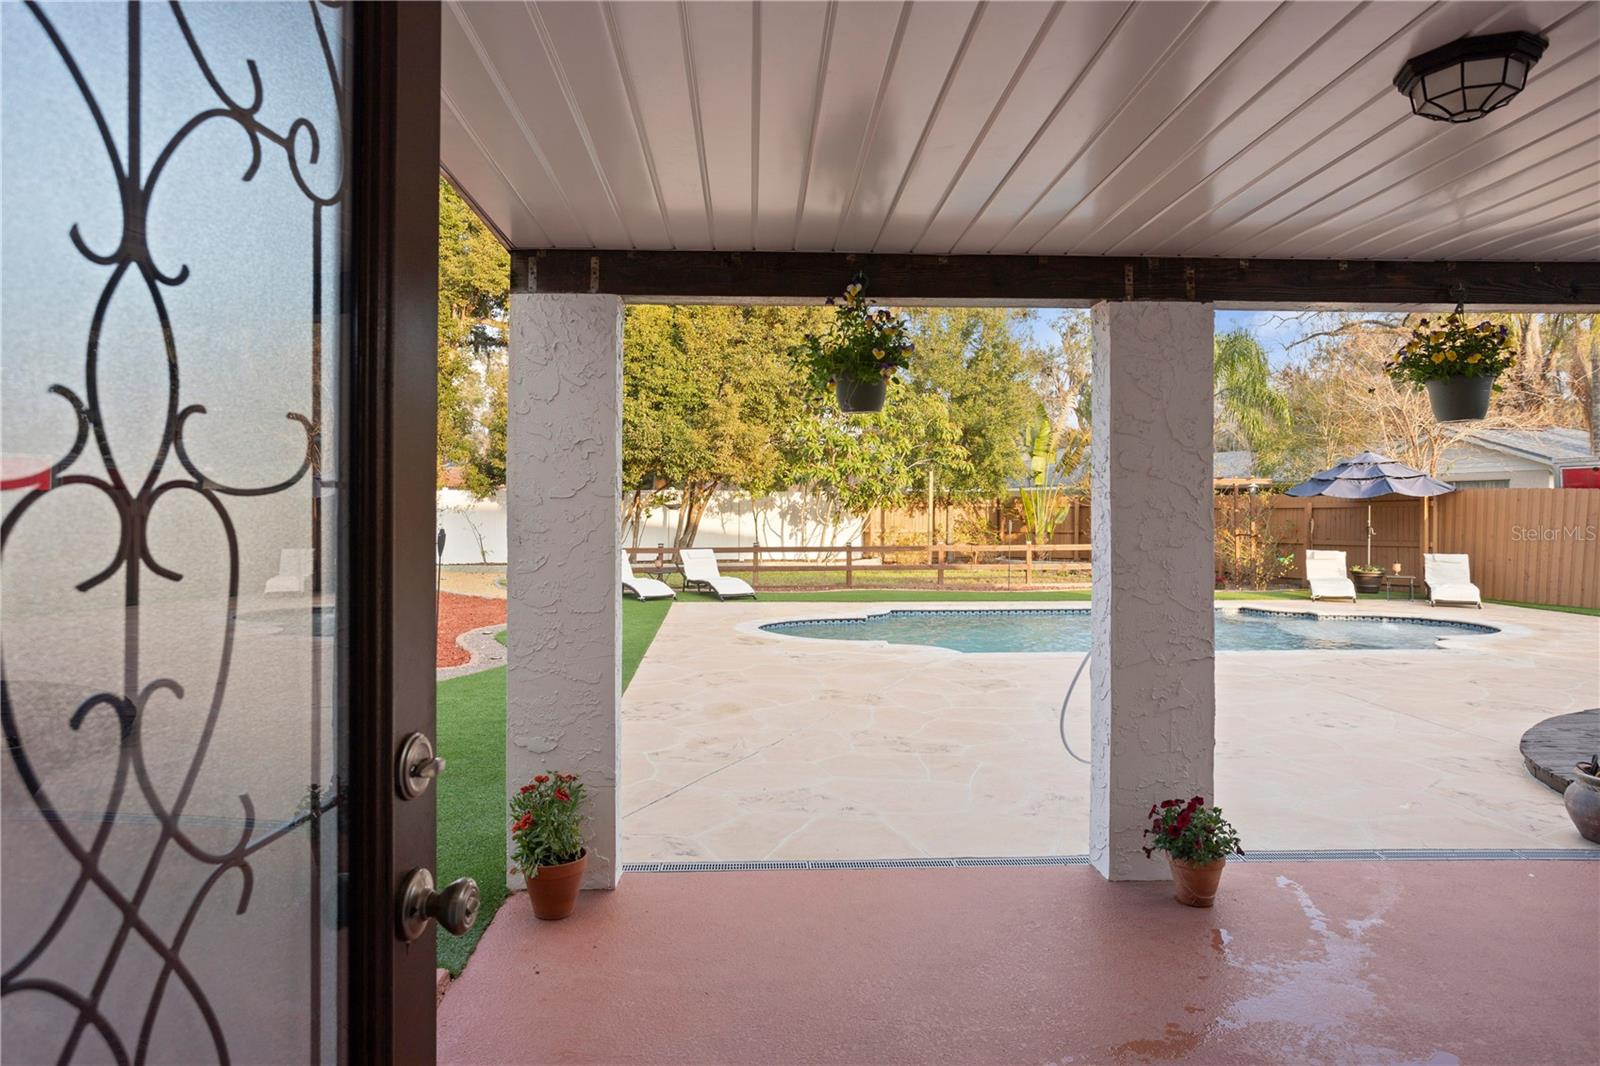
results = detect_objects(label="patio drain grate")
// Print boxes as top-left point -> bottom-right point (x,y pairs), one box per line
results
622,848 -> 1597,873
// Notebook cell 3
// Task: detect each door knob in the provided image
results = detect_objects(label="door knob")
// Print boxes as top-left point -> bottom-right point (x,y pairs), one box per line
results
398,868 -> 479,940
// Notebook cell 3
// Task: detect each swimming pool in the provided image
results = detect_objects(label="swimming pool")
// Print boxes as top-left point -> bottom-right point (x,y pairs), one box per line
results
761,607 -> 1497,653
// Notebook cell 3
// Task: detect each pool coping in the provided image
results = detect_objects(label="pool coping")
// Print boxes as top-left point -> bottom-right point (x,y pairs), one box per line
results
737,600 -> 1521,658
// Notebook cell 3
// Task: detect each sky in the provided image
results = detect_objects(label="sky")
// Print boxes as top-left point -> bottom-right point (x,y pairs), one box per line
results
1028,308 -> 1310,370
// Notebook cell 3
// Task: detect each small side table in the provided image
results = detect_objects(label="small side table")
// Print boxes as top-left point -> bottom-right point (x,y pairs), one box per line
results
1381,575 -> 1418,601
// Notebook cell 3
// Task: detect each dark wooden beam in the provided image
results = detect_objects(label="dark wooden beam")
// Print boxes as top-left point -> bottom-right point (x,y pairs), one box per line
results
511,249 -> 1600,307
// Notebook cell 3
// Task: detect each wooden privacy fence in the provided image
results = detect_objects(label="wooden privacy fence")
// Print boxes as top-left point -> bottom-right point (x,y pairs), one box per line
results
626,542 -> 1091,590
1237,489 -> 1600,609
1433,489 -> 1600,609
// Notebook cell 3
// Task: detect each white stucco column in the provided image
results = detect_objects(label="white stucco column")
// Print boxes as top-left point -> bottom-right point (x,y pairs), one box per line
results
1089,301 -> 1216,881
506,292 -> 624,890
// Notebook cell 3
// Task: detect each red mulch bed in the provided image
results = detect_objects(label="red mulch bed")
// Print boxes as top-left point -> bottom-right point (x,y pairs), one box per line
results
437,592 -> 507,668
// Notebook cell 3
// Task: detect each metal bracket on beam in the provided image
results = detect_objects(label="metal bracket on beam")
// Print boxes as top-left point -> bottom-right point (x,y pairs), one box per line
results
1123,264 -> 1135,301
589,256 -> 600,294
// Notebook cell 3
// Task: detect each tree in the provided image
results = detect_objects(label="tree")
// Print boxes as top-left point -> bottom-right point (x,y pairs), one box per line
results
621,305 -> 827,546
437,177 -> 509,493
1258,312 -> 1557,483
898,308 -> 1046,498
778,383 -> 971,548
1214,328 -> 1289,453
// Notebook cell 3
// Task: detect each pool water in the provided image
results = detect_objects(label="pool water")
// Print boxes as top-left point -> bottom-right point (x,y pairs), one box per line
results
762,608 -> 1495,653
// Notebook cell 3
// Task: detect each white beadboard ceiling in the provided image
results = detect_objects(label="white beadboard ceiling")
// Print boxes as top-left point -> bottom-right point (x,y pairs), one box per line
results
440,1 -> 1600,261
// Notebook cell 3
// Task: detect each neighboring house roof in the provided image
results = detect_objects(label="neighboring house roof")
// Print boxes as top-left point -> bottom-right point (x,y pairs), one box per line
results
1459,428 -> 1595,468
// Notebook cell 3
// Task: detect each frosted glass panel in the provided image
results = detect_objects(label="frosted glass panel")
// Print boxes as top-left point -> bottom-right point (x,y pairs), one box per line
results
2,3 -> 349,1062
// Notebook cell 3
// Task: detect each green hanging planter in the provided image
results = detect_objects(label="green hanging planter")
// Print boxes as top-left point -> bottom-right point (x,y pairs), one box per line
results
1425,375 -> 1495,422
834,376 -> 887,413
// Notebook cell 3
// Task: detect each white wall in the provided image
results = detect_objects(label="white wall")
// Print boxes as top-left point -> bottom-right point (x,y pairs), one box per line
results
437,487 -> 509,564
1437,442 -> 1553,489
628,489 -> 865,558
441,486 -> 867,564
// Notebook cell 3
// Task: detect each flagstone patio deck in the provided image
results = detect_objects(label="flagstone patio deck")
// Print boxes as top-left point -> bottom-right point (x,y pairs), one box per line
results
620,600 -> 1599,861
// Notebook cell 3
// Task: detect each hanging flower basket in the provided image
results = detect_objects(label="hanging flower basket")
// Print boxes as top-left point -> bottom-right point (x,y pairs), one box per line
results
1385,304 -> 1515,423
793,275 -> 912,415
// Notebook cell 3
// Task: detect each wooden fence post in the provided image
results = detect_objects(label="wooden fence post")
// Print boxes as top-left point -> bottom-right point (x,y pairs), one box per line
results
936,544 -> 946,586
752,540 -> 761,590
1025,543 -> 1034,585
845,544 -> 854,588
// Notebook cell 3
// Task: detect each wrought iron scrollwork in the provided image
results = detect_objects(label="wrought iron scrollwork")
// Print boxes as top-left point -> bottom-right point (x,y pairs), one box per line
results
1,3 -> 348,1062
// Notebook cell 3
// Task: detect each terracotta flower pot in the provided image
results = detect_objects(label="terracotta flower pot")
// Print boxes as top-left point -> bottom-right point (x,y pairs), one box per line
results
524,849 -> 587,920
1563,765 -> 1600,845
1168,856 -> 1226,908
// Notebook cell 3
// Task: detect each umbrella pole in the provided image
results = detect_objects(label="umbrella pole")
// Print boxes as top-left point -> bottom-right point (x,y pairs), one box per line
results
1366,503 -> 1373,567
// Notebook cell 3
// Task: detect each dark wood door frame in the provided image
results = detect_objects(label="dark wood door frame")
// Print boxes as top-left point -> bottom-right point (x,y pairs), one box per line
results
514,249 -> 1600,309
347,2 -> 441,1061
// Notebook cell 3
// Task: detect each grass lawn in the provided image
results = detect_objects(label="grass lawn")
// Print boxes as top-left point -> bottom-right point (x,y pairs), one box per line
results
435,597 -> 671,975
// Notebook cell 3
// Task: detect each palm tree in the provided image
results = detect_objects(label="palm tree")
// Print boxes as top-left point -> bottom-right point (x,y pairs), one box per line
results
1214,329 -> 1289,454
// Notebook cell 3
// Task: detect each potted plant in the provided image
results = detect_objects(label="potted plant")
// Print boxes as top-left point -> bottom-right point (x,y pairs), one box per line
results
1563,755 -> 1600,844
1350,564 -> 1383,593
1143,796 -> 1244,908
510,772 -> 588,920
793,275 -> 913,413
1385,304 -> 1516,422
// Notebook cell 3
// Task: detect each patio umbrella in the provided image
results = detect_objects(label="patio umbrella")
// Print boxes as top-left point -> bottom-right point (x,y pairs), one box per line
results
1284,452 -> 1455,566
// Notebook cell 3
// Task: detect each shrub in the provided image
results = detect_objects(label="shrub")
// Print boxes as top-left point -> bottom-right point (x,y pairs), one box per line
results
509,772 -> 586,873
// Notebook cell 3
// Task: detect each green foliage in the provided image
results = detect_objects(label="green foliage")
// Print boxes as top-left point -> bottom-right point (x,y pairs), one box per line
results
437,178 -> 509,494
1016,410 -> 1085,543
899,308 -> 1046,496
1142,797 -> 1244,864
1214,328 -> 1289,453
509,772 -> 587,872
623,305 -> 824,543
1386,306 -> 1517,386
781,382 -> 972,519
792,278 -> 914,389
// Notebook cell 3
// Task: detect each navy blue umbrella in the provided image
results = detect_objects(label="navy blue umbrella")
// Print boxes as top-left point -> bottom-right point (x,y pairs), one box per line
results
1285,452 -> 1454,565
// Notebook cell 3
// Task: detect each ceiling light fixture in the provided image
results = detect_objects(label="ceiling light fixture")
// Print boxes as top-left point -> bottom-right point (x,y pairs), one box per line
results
1394,31 -> 1548,123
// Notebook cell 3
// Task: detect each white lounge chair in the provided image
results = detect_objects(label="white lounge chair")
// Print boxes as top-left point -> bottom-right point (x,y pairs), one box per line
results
676,548 -> 755,600
1425,553 -> 1483,609
1305,549 -> 1357,602
264,548 -> 314,595
621,553 -> 676,601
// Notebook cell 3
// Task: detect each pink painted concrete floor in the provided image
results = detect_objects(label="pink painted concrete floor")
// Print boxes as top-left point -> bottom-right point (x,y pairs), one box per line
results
438,860 -> 1599,1065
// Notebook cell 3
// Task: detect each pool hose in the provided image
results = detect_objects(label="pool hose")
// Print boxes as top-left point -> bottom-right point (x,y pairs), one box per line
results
1058,653 -> 1091,765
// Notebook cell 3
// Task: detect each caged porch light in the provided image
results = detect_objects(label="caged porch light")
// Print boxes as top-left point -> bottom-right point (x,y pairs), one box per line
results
1394,31 -> 1548,123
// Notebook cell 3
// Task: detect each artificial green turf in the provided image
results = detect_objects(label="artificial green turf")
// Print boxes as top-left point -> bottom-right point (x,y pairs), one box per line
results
435,663 -> 507,975
1486,599 -> 1600,617
435,598 -> 672,975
